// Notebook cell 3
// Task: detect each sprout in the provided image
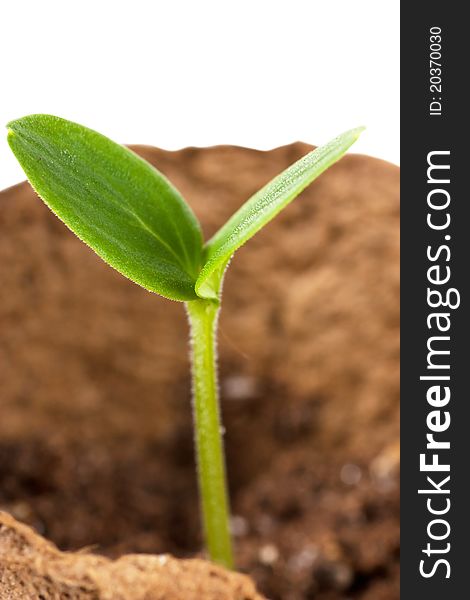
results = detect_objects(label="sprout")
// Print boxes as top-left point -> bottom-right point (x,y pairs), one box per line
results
7,115 -> 362,568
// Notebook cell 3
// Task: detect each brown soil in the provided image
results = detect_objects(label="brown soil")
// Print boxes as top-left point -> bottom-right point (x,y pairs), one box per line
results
0,143 -> 399,599
0,511 -> 262,599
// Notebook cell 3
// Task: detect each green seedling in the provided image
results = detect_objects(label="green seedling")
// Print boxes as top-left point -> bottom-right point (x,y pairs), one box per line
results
7,115 -> 363,568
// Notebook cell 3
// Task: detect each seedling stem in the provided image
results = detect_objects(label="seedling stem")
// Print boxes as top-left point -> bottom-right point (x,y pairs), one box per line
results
186,298 -> 233,568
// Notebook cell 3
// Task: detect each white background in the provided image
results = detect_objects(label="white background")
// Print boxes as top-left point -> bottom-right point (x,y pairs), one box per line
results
0,1 -> 399,191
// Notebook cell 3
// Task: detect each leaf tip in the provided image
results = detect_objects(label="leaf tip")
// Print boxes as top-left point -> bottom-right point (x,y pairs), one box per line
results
6,117 -> 30,149
351,125 -> 366,139
6,124 -> 18,152
6,116 -> 25,134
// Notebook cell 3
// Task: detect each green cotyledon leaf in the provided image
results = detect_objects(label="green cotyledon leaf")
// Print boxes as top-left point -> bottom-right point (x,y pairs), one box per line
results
7,115 -> 203,301
195,127 -> 364,300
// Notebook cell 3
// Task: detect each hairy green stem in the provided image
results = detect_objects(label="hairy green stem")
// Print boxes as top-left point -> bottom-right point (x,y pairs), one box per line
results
185,298 -> 233,569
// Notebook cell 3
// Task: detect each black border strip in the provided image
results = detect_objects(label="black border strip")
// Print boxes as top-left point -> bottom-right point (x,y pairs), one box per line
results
401,3 -> 467,596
